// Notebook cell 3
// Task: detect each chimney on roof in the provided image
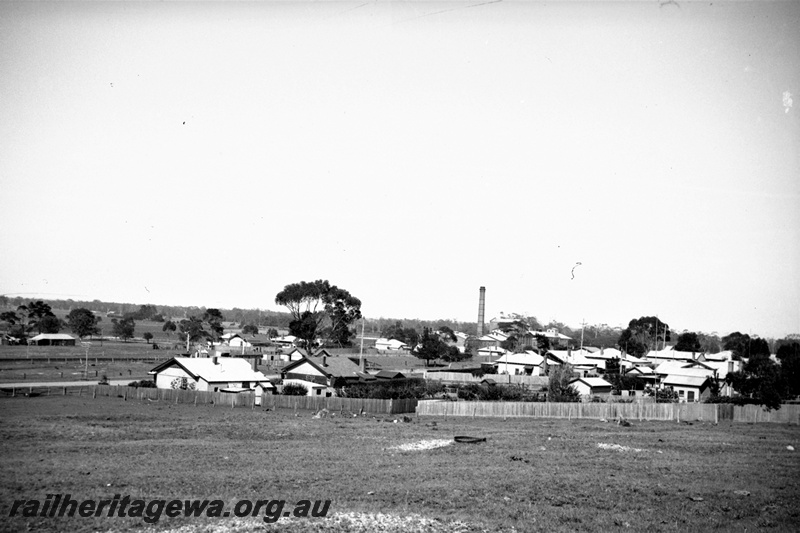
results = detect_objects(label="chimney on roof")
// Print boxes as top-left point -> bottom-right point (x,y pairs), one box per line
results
477,286 -> 486,337
212,356 -> 219,365
322,355 -> 327,367
360,357 -> 366,373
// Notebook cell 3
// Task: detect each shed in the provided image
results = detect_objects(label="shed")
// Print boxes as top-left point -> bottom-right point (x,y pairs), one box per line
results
28,333 -> 78,346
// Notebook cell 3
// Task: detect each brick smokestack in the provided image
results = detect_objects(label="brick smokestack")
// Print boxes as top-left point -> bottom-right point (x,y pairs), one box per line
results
477,286 -> 486,337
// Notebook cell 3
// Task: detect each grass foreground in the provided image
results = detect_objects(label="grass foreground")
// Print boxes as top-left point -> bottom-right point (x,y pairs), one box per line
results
1,395 -> 799,532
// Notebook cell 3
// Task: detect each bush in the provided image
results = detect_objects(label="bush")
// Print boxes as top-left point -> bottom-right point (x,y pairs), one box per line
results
336,378 -> 440,400
128,380 -> 156,388
282,383 -> 309,396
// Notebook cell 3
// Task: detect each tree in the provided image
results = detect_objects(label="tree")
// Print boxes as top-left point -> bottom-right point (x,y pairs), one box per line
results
0,311 -> 26,340
675,332 -> 702,353
535,334 -> 551,352
66,308 -> 101,338
722,332 -> 771,361
143,332 -> 154,343
275,280 -> 362,349
266,328 -> 279,339
242,323 -> 259,336
162,320 -> 177,337
547,363 -> 580,402
777,343 -> 800,398
381,321 -> 419,345
17,300 -> 57,334
618,316 -> 671,358
179,316 -> 208,343
412,328 -> 450,367
0,311 -> 19,328
727,350 -> 787,410
441,345 -> 470,363
38,315 -> 62,334
111,317 -> 135,342
500,335 -> 519,353
202,309 -> 225,341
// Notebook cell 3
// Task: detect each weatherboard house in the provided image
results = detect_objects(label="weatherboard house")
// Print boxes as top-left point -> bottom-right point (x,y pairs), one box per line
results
569,377 -> 613,398
281,355 -> 372,397
149,356 -> 274,393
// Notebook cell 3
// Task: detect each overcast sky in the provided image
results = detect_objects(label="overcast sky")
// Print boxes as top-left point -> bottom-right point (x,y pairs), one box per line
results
1,1 -> 798,338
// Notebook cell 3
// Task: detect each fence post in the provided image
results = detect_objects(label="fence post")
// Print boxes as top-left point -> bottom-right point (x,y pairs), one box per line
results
93,387 -> 96,399
63,387 -> 66,396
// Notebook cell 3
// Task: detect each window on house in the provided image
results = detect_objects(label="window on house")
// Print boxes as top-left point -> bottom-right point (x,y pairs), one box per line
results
242,382 -> 250,388
214,387 -> 219,392
678,390 -> 684,397
687,391 -> 695,401
316,388 -> 322,396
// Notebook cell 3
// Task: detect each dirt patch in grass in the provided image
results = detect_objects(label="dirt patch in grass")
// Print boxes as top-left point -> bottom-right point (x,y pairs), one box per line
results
1,396 -> 799,532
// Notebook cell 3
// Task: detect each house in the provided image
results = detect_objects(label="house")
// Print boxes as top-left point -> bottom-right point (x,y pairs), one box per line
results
531,328 -> 573,349
375,338 -> 410,353
653,361 -> 716,381
662,374 -> 711,403
220,333 -> 252,348
28,333 -> 78,346
149,356 -> 274,393
624,365 -> 659,386
643,346 -> 706,364
281,355 -> 371,396
490,351 -> 559,376
569,377 -> 613,398
477,345 -> 508,358
549,349 -> 601,376
279,347 -> 310,362
476,331 -> 509,349
272,335 -> 297,347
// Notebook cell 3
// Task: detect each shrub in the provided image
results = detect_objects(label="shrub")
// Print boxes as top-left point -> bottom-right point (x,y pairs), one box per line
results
282,383 -> 309,396
128,380 -> 156,388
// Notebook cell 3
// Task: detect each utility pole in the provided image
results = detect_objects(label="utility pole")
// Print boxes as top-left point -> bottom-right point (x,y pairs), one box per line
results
580,319 -> 586,350
359,318 -> 365,367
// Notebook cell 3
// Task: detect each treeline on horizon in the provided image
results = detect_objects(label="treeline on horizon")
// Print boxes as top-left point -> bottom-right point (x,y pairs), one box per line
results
1,295 -> 795,353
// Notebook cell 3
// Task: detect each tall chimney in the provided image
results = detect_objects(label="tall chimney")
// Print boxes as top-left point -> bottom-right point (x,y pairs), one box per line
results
477,286 -> 486,337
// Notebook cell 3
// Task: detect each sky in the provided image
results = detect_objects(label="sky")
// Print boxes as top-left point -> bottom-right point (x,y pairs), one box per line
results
1,1 -> 798,339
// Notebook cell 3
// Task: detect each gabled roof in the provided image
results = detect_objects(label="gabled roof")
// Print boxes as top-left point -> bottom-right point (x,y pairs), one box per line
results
626,366 -> 656,375
375,370 -> 406,380
375,338 -> 409,349
654,361 -> 714,378
569,377 -> 612,388
663,374 -> 710,388
479,331 -> 508,342
282,356 -> 363,379
493,352 -> 545,366
29,333 -> 78,341
149,357 -> 271,384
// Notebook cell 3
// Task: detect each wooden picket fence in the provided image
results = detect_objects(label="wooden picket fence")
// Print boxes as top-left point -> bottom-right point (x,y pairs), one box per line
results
416,400 -> 800,424
85,385 -> 418,414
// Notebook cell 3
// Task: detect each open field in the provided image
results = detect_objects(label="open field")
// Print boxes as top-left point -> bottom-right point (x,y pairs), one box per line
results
1,396 -> 799,532
0,343 -> 450,384
0,344 -> 174,384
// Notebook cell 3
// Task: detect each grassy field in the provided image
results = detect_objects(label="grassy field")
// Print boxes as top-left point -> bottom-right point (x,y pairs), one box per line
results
1,396 -> 798,532
0,343 -> 174,383
0,342 -> 441,384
